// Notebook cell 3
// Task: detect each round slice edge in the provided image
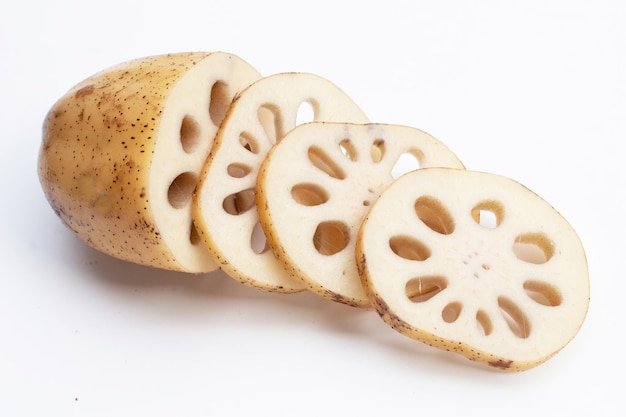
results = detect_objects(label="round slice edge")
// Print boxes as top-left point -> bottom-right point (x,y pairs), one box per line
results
193,73 -> 369,292
356,167 -> 590,371
257,122 -> 465,306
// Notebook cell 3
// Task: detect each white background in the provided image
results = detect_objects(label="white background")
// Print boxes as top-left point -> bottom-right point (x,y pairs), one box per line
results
1,0 -> 624,415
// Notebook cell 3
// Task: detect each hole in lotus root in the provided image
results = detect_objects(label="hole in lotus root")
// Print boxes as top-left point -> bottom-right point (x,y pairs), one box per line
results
251,221 -> 269,254
442,301 -> 463,323
239,132 -> 259,154
209,81 -> 230,127
498,296 -> 530,338
227,163 -> 252,178
339,139 -> 358,161
313,220 -> 350,256
168,172 -> 198,209
291,183 -> 329,206
296,100 -> 316,125
190,221 -> 201,245
389,235 -> 431,261
513,233 -> 554,264
370,139 -> 386,163
392,150 -> 423,179
476,309 -> 493,336
471,200 -> 504,229
258,103 -> 283,145
524,280 -> 562,306
180,115 -> 201,154
222,188 -> 256,215
405,276 -> 447,303
414,196 -> 455,235
308,146 -> 346,180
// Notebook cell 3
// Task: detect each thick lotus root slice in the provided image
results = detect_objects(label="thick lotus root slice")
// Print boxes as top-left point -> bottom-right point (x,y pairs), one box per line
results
193,73 -> 369,292
356,167 -> 590,371
256,122 -> 465,307
39,52 -> 261,273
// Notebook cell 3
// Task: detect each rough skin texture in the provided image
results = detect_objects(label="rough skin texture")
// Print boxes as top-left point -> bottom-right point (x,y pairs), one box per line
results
39,52 -> 260,272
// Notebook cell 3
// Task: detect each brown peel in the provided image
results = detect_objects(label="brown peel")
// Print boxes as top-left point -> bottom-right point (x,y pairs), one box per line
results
38,52 -> 261,273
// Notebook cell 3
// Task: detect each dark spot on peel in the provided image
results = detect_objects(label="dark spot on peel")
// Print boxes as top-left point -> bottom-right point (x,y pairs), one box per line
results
372,294 -> 413,334
489,359 -> 513,369
325,289 -> 361,308
75,84 -> 95,98
373,295 -> 390,317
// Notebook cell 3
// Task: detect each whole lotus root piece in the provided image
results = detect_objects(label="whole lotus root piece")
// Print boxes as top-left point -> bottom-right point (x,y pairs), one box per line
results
39,52 -> 261,273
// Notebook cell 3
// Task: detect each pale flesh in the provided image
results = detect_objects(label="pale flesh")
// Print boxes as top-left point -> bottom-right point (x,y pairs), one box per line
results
257,122 -> 465,306
193,73 -> 369,292
356,167 -> 590,371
